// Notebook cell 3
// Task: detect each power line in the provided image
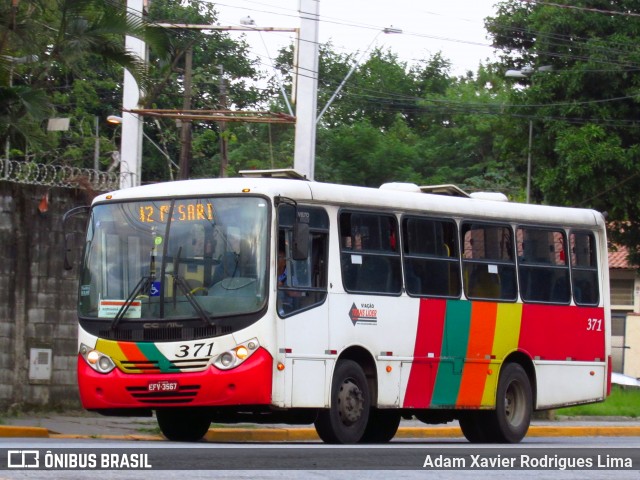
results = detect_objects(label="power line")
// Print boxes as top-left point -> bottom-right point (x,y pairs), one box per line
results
522,0 -> 640,18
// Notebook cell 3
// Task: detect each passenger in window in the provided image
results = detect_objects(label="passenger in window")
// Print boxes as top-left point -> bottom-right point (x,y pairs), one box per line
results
278,249 -> 287,286
277,247 -> 302,315
343,232 -> 362,250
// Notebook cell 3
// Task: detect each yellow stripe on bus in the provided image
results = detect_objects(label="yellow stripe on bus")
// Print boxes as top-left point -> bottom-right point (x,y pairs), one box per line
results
481,303 -> 523,406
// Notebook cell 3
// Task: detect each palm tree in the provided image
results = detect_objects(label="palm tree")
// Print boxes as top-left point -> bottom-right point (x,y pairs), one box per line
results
0,0 -> 168,160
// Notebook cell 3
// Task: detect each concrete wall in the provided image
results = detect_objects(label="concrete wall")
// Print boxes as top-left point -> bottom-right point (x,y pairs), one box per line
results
0,182 -> 88,410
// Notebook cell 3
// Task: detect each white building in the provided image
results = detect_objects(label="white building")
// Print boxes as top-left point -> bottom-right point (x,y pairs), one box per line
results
608,246 -> 640,378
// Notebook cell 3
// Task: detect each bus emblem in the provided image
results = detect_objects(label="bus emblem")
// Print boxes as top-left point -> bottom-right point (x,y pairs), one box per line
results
348,303 -> 378,326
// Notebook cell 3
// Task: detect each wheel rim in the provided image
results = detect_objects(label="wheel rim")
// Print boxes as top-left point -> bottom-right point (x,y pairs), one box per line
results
504,380 -> 526,427
337,378 -> 364,426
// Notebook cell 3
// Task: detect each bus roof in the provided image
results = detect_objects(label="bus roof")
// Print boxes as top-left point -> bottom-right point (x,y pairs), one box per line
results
94,177 -> 604,229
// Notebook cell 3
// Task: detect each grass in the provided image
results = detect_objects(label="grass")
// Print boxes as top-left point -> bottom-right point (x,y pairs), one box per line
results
556,385 -> 640,417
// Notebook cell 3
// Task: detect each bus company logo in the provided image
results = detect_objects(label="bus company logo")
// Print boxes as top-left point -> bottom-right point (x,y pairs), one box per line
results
348,303 -> 378,326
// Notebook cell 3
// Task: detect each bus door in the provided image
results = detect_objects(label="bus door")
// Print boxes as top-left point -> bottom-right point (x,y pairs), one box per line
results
277,204 -> 330,408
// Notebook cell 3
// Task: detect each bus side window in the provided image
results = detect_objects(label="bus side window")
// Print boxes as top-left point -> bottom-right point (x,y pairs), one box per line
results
340,211 -> 401,295
402,216 -> 461,298
571,231 -> 599,306
517,227 -> 570,304
461,222 -> 517,302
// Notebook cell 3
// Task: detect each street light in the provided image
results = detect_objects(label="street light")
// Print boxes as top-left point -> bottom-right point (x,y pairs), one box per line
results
316,26 -> 403,124
505,65 -> 552,203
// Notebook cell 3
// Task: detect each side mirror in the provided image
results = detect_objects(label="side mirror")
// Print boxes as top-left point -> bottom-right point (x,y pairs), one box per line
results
292,221 -> 309,261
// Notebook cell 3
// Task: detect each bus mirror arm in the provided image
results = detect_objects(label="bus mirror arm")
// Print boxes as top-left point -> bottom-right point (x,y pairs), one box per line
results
61,205 -> 90,271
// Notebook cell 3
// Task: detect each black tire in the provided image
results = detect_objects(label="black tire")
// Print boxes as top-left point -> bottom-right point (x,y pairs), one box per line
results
156,408 -> 211,442
458,412 -> 492,443
360,408 -> 401,443
485,362 -> 532,443
314,360 -> 371,444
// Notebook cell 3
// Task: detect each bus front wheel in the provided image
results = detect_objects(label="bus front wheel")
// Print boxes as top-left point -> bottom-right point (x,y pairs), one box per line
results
156,408 -> 211,442
314,360 -> 371,444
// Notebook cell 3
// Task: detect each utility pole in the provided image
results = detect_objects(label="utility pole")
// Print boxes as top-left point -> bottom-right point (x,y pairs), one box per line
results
178,47 -> 193,180
293,0 -> 320,180
218,65 -> 229,178
120,0 -> 145,189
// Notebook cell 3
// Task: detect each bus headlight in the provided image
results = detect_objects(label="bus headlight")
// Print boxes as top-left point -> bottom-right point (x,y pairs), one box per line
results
80,343 -> 116,374
214,338 -> 259,370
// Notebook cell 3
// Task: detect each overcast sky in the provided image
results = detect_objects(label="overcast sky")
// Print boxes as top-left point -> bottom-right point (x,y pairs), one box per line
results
215,0 -> 500,75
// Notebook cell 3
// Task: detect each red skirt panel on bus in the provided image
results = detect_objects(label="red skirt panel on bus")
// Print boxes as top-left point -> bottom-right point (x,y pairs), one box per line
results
77,347 -> 273,410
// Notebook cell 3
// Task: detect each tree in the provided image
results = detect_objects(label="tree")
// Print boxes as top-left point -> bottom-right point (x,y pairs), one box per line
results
487,0 -> 640,264
0,0 -> 169,166
142,0 -> 265,181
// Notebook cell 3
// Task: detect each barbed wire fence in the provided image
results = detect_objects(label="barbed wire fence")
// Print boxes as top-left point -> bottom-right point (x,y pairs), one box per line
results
1,159 -> 122,192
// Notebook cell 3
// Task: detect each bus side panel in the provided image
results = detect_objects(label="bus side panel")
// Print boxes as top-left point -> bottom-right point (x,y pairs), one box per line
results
328,294 -> 420,407
518,304 -> 607,408
519,305 -> 606,362
403,300 -> 524,410
534,361 -> 607,408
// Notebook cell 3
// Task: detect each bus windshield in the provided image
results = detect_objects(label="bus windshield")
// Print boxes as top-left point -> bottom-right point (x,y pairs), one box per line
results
78,196 -> 269,322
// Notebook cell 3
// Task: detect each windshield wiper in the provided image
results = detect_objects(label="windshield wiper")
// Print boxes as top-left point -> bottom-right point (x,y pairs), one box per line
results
111,246 -> 157,329
111,275 -> 152,329
172,246 -> 215,327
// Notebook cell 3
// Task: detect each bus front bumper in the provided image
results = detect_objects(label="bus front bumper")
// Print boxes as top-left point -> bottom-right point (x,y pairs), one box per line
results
77,347 -> 273,410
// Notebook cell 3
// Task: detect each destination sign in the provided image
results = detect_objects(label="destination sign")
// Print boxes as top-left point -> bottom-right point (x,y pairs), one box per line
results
138,202 -> 214,223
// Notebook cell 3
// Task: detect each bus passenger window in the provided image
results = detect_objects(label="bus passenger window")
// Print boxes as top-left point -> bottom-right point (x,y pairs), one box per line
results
570,231 -> 599,306
461,222 -> 517,301
402,216 -> 461,298
517,227 -> 570,304
339,211 -> 402,295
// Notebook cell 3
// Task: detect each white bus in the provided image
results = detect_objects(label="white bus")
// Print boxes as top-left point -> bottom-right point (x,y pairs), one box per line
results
67,172 -> 611,443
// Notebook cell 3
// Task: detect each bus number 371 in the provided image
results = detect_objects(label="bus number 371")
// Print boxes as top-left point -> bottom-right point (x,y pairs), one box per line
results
175,342 -> 215,358
587,318 -> 603,331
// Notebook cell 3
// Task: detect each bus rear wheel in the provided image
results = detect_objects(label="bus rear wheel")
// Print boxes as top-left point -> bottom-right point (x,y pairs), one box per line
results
156,408 -> 211,442
486,362 -> 532,443
314,360 -> 371,444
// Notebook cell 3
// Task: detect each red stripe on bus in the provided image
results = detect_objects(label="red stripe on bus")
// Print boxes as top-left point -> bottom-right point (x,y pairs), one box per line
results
403,299 -> 446,408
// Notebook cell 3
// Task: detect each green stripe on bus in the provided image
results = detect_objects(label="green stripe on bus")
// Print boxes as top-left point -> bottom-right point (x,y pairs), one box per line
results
431,299 -> 472,406
136,342 -> 177,373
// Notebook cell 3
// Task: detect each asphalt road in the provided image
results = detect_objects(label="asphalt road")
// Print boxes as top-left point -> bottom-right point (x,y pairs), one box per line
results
1,437 -> 639,479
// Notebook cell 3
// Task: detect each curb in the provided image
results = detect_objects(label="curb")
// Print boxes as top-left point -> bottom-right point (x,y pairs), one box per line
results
2,424 -> 640,441
0,426 -> 50,438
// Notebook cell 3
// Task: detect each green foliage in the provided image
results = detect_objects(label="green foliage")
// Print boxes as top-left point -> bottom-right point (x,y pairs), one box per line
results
3,0 -> 640,270
558,386 -> 640,418
489,0 -> 640,263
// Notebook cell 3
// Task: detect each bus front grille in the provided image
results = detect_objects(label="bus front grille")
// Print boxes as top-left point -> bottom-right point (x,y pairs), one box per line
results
119,359 -> 211,373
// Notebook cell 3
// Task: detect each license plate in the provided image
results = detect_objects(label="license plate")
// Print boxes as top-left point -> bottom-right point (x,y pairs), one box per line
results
148,380 -> 179,392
